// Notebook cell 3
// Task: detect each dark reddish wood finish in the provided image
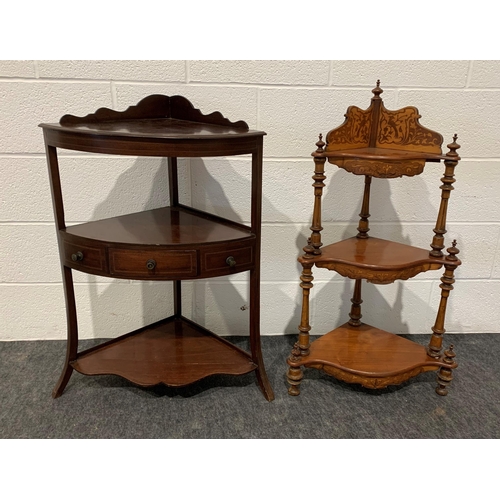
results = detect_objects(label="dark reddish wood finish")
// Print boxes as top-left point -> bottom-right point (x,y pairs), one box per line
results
41,95 -> 274,401
287,82 -> 462,397
72,317 -> 257,387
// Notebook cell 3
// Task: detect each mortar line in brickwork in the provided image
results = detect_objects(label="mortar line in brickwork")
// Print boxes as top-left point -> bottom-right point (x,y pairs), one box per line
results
260,221 -> 500,227
110,81 -> 117,108
256,87 -> 261,129
1,154 -> 496,162
1,221 -> 496,227
0,222 -> 56,225
0,282 -> 178,286
0,221 -> 94,225
1,278 -> 498,287
0,153 -> 47,158
466,61 -> 474,88
190,278 -> 500,285
0,77 -> 117,84
489,229 -> 500,279
273,278 -> 498,283
262,157 -> 500,162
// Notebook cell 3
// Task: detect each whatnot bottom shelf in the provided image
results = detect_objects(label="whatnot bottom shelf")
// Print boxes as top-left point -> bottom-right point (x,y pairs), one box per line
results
296,323 -> 453,389
71,316 -> 257,388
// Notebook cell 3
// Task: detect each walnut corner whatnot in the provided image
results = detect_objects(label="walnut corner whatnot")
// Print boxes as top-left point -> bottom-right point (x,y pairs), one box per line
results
287,81 -> 462,397
40,95 -> 274,401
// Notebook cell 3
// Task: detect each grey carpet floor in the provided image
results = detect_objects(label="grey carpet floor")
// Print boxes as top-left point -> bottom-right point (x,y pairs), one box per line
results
1,333 -> 499,439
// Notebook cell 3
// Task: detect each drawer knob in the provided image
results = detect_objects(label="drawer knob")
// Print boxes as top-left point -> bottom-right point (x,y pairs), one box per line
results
146,259 -> 156,270
71,251 -> 84,262
226,256 -> 236,267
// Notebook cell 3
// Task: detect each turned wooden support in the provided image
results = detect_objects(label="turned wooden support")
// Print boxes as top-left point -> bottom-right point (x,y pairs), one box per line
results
297,262 -> 314,356
427,241 -> 460,358
369,80 -> 383,146
287,343 -> 304,396
309,134 -> 327,256
436,345 -> 457,396
287,260 -> 313,396
348,279 -> 363,326
357,175 -> 372,239
430,135 -> 460,257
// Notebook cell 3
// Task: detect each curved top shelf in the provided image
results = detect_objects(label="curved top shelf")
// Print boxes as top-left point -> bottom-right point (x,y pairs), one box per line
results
41,118 -> 266,140
311,82 -> 460,177
40,94 -> 266,154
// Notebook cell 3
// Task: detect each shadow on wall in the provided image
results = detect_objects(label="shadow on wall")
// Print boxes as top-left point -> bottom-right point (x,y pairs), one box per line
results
187,158 -> 301,338
85,157 -> 176,341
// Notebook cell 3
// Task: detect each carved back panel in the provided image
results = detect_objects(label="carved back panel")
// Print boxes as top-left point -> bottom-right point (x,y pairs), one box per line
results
376,106 -> 442,153
325,82 -> 444,161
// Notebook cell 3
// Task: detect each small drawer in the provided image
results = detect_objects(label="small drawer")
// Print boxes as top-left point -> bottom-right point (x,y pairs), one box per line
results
109,248 -> 198,279
202,246 -> 253,273
63,240 -> 106,273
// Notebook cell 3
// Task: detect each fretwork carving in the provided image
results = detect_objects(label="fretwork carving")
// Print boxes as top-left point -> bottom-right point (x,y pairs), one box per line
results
310,363 -> 430,390
377,107 -> 443,153
324,81 -> 444,177
326,106 -> 372,150
315,261 -> 441,284
332,159 -> 426,178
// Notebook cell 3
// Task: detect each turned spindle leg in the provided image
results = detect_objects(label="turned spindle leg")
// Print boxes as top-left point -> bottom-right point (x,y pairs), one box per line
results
348,279 -> 363,327
287,343 -> 304,396
357,176 -> 372,239
287,135 -> 327,396
427,240 -> 460,358
287,262 -> 314,396
436,345 -> 457,396
430,135 -> 460,257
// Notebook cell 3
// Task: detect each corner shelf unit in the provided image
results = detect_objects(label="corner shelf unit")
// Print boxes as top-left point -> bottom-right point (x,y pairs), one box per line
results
287,81 -> 462,397
41,94 -> 274,401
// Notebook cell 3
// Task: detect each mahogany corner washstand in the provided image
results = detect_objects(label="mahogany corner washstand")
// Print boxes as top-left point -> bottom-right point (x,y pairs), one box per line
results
287,81 -> 462,397
40,95 -> 274,401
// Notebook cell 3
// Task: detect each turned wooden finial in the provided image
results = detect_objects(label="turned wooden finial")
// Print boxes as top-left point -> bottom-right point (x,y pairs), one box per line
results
436,344 -> 457,396
446,134 -> 461,158
444,344 -> 456,362
446,240 -> 460,262
315,133 -> 325,153
372,80 -> 383,99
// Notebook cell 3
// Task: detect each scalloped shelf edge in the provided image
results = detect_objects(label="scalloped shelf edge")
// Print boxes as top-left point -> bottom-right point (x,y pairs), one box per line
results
60,94 -> 249,130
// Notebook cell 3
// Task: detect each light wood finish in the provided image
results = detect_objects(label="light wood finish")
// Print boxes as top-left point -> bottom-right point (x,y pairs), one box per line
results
41,95 -> 274,401
287,81 -> 462,397
305,237 -> 450,285
302,323 -> 451,389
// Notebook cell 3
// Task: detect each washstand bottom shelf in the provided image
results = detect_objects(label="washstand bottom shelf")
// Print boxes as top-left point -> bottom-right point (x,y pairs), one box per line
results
71,316 -> 257,388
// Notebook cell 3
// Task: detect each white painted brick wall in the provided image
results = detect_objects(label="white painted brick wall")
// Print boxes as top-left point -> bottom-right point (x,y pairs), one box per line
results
1,60 -> 499,341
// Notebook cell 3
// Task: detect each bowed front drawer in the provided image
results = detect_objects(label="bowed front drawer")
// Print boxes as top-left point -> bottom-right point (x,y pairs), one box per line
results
108,248 -> 198,279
